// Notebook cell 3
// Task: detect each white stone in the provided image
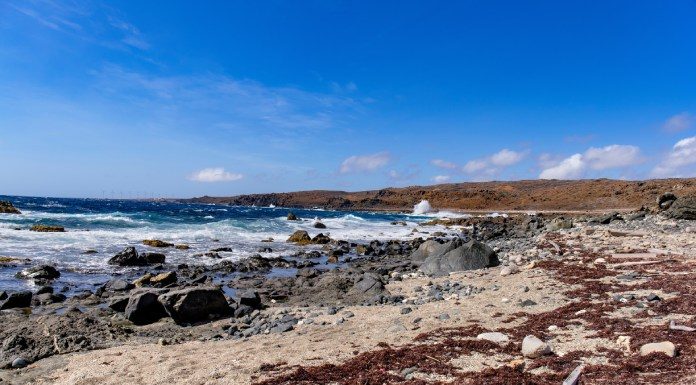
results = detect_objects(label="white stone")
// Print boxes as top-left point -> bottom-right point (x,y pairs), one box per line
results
616,336 -> 631,352
476,332 -> 510,344
500,265 -> 520,276
547,325 -> 559,332
522,335 -> 552,358
640,341 -> 676,357
594,258 -> 606,264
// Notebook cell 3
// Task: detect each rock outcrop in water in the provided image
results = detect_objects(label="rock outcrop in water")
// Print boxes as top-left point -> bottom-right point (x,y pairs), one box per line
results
0,201 -> 20,214
30,224 -> 64,232
108,247 -> 165,266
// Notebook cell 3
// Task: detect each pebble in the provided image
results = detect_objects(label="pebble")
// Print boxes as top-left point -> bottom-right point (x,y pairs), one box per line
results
400,307 -> 412,315
11,357 -> 29,369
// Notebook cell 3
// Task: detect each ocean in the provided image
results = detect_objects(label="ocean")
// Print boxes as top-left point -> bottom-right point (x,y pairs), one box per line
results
0,195 -> 436,293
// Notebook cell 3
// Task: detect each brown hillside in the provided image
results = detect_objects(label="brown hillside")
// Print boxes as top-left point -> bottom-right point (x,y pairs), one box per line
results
183,178 -> 696,212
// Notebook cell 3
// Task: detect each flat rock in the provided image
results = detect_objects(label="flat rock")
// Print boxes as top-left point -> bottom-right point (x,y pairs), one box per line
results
640,341 -> 677,357
477,332 -> 509,344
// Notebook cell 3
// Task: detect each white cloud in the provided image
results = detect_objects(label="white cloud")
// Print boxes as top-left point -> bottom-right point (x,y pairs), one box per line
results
188,168 -> 243,182
584,144 -> 641,170
539,144 -> 642,179
340,152 -> 390,173
432,175 -> 451,183
490,149 -> 526,167
663,112 -> 694,133
430,159 -> 457,169
651,136 -> 696,177
539,154 -> 585,179
462,148 -> 526,177
462,159 -> 488,173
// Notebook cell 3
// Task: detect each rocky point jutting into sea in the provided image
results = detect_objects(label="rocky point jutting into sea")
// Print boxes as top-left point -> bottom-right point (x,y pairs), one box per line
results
0,181 -> 695,384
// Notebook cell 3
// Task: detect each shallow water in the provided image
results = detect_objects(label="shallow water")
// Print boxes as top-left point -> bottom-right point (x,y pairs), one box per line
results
0,195 -> 436,292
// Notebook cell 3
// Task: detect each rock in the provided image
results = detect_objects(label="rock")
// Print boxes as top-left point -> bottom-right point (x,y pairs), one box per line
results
150,271 -> 177,287
0,201 -> 21,214
0,291 -> 32,310
546,217 -> 573,231
17,265 -> 60,280
158,287 -> 232,324
30,224 -> 64,232
313,221 -> 327,229
133,273 -> 153,287
11,357 -> 29,369
287,230 -> 311,244
142,239 -> 174,248
36,286 -> 53,295
477,332 -> 510,344
33,292 -> 66,305
125,291 -> 167,325
234,290 -> 262,309
349,273 -> 386,296
664,196 -> 696,220
419,238 -> 499,276
270,322 -> 294,333
400,307 -> 412,315
311,233 -> 331,244
657,192 -> 677,210
175,244 -> 190,250
108,297 -> 129,312
103,279 -> 134,292
627,211 -> 647,221
562,365 -> 584,385
108,247 -> 163,266
410,240 -> 443,263
500,264 -> 519,276
522,335 -> 552,358
287,212 -> 298,221
591,212 -> 623,225
0,291 -> 7,301
640,341 -> 676,357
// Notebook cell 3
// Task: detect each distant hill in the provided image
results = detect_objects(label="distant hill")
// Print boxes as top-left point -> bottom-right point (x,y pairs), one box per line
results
182,178 -> 696,212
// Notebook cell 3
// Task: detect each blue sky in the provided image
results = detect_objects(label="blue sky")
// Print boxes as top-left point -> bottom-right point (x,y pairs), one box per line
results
1,0 -> 695,198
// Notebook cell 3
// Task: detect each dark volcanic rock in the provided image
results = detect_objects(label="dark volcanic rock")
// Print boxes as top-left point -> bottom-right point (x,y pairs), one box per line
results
234,289 -> 262,309
420,238 -> 499,276
664,196 -> 696,220
657,192 -> 678,210
108,247 -> 163,266
17,265 -> 60,280
0,201 -> 21,214
287,212 -> 298,221
158,287 -> 232,324
311,233 -> 331,244
141,252 -> 166,264
0,291 -> 32,310
124,291 -> 167,325
313,221 -> 327,229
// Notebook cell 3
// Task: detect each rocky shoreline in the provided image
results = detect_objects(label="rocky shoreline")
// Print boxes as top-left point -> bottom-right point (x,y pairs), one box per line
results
0,194 -> 695,384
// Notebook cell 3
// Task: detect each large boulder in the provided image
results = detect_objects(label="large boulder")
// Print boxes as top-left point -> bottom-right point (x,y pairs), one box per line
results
287,230 -> 311,245
347,273 -> 387,297
0,291 -> 32,310
420,238 -> 499,276
16,265 -> 60,280
158,287 -> 232,324
0,201 -> 20,214
108,247 -> 164,266
124,290 -> 167,325
410,240 -> 444,263
664,196 -> 696,220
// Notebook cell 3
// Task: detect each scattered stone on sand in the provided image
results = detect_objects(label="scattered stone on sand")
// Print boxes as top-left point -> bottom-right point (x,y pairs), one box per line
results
639,341 -> 677,357
522,335 -> 552,358
476,332 -> 509,344
499,264 -> 519,276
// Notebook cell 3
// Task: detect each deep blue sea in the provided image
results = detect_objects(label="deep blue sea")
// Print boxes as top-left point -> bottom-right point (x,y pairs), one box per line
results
0,195 -> 442,293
